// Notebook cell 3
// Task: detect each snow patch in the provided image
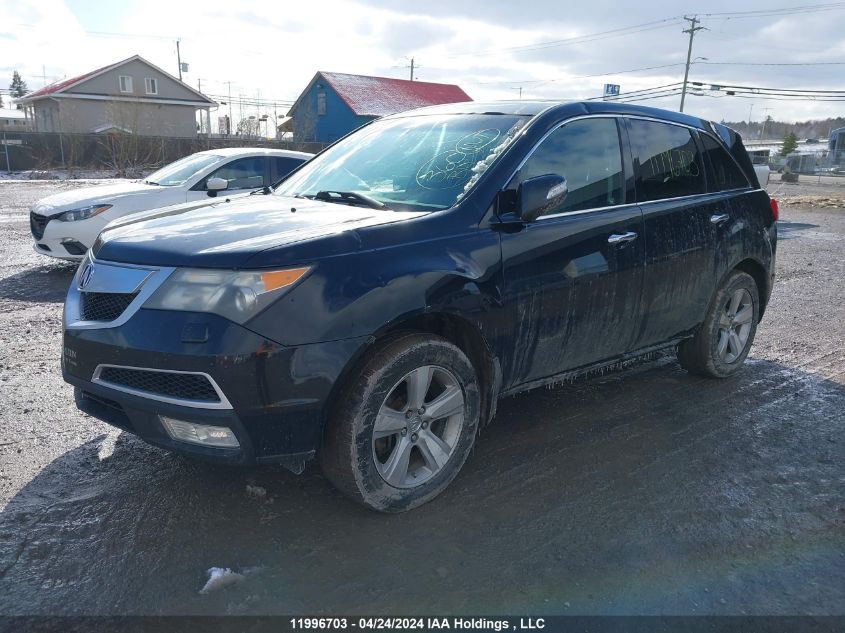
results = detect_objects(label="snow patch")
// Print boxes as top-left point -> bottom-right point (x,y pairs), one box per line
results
199,567 -> 245,594
245,484 -> 267,498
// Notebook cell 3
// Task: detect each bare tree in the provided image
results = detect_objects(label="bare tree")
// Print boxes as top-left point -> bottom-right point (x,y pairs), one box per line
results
97,102 -> 157,176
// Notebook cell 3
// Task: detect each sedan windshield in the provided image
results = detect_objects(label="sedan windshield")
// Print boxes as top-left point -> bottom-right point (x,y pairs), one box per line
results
275,114 -> 527,211
144,153 -> 222,187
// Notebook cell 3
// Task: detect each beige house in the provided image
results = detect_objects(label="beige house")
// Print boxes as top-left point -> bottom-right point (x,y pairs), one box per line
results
16,55 -> 215,137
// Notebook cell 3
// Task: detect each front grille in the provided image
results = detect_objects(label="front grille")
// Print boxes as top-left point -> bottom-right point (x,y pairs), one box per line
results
80,292 -> 136,322
97,366 -> 221,403
30,212 -> 49,239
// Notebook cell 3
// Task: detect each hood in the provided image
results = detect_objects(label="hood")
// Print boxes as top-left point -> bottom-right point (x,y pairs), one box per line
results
102,190 -> 253,230
31,181 -> 171,216
93,195 -> 425,269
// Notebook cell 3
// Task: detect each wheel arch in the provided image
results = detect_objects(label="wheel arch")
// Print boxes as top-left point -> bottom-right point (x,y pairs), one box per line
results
319,311 -> 501,449
731,258 -> 770,320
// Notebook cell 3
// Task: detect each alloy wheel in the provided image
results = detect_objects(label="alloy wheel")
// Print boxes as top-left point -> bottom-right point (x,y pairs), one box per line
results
372,365 -> 465,488
716,288 -> 754,363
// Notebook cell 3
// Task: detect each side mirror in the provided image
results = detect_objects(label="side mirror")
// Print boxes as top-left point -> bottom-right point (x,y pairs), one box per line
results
206,177 -> 228,198
516,174 -> 568,223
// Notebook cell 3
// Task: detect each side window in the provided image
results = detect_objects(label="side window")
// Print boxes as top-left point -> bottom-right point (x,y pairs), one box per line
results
700,134 -> 750,192
628,119 -> 704,202
273,157 -> 304,181
206,157 -> 266,190
511,117 -> 624,216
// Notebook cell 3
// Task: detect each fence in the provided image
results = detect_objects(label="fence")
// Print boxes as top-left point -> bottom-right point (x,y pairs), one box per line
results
0,131 -> 327,174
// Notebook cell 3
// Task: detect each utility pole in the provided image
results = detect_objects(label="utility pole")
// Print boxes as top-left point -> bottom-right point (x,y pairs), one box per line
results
409,57 -> 414,81
760,108 -> 773,140
679,16 -> 705,113
176,40 -> 183,81
225,81 -> 233,135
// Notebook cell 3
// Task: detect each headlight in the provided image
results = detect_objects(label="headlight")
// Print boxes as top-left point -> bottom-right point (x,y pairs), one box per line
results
143,266 -> 310,324
58,204 -> 113,222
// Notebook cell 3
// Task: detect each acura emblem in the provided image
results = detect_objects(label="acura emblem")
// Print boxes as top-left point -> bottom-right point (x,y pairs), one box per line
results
79,262 -> 94,289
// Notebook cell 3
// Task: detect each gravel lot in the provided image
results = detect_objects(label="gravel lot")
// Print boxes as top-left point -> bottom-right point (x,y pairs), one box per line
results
0,178 -> 843,616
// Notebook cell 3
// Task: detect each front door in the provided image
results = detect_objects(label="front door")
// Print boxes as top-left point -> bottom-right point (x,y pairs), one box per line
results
186,156 -> 269,201
499,117 -> 645,388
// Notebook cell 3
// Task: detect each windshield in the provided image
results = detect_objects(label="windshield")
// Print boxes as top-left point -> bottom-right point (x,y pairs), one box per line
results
275,114 -> 527,211
144,153 -> 222,186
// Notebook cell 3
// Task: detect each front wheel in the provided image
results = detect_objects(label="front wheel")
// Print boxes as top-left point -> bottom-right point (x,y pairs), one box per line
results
320,334 -> 481,512
678,270 -> 760,378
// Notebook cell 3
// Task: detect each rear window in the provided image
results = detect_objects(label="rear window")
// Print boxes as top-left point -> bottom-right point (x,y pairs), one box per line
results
628,119 -> 704,202
700,134 -> 750,192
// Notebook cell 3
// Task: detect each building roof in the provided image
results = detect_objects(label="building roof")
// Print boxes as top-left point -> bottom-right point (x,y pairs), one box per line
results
17,55 -> 215,105
0,107 -> 26,119
293,71 -> 472,118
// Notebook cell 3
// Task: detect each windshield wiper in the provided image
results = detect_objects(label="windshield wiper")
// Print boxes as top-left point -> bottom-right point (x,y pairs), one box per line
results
143,180 -> 160,186
312,190 -> 389,210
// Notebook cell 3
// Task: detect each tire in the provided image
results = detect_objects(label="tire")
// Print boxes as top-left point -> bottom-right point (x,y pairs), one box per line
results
678,270 -> 760,378
320,333 -> 481,513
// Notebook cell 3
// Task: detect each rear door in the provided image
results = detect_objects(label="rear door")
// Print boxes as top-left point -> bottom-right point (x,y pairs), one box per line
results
625,118 -> 731,348
499,116 -> 645,387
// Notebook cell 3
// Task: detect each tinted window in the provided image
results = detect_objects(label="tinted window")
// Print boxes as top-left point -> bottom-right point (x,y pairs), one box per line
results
273,157 -> 305,180
701,134 -> 749,191
513,118 -> 624,216
629,120 -> 704,202
207,157 -> 266,190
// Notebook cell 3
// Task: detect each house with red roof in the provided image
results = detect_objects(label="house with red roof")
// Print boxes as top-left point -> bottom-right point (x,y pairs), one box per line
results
287,71 -> 471,143
16,55 -> 216,137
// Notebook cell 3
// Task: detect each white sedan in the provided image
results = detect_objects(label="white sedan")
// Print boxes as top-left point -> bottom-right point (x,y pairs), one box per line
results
29,147 -> 312,260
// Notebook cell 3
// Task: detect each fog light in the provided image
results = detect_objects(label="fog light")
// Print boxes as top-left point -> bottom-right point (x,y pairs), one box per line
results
160,416 -> 240,448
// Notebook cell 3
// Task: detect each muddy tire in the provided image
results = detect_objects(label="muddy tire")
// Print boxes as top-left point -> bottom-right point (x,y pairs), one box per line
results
320,333 -> 481,513
678,270 -> 760,378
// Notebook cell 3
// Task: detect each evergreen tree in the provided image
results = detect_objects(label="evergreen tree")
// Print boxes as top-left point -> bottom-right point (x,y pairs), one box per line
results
780,131 -> 798,156
10,71 -> 28,105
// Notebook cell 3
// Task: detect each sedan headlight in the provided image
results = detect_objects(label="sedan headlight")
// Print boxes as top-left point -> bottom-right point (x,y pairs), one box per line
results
143,266 -> 310,324
58,204 -> 113,222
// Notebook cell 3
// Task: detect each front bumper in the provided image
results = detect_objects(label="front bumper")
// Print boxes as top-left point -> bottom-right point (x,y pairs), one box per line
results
63,307 -> 368,470
31,213 -> 109,260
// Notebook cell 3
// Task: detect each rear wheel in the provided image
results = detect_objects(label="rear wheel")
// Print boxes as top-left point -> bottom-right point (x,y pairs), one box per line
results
320,334 -> 480,512
678,270 -> 760,378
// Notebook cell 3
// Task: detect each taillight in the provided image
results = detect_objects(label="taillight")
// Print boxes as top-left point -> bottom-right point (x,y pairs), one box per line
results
770,198 -> 779,222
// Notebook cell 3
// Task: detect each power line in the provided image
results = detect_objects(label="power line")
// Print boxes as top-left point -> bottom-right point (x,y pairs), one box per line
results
700,2 -> 845,19
697,60 -> 845,67
447,17 -> 683,57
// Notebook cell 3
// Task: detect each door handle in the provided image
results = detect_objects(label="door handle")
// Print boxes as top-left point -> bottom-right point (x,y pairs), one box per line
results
607,231 -> 638,245
710,213 -> 730,225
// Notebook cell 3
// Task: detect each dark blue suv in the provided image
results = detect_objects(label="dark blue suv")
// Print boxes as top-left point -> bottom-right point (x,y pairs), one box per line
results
62,101 -> 777,512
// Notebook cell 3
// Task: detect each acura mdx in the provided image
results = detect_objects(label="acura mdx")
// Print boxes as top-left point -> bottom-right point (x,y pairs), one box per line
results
62,101 -> 778,512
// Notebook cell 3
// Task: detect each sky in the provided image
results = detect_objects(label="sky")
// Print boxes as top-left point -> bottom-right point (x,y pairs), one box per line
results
0,0 -> 843,124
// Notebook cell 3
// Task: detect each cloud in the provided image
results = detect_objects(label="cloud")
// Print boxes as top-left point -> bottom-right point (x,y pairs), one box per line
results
0,0 -> 842,123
